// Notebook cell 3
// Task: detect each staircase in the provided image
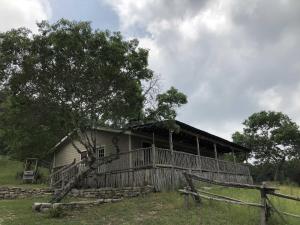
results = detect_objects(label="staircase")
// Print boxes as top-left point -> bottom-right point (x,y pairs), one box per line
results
49,153 -> 119,203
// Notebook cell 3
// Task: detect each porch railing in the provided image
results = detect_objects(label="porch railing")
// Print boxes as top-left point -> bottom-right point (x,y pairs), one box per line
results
96,146 -> 251,176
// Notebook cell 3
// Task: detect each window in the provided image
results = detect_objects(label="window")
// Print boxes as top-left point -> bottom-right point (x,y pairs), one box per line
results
97,146 -> 105,158
80,151 -> 88,160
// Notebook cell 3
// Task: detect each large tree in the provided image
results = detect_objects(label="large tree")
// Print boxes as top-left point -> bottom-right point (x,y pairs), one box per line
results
0,19 -> 187,201
0,19 -> 187,160
232,111 -> 300,181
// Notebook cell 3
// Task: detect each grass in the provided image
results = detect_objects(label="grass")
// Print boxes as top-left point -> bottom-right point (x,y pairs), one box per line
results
0,155 -> 48,188
0,156 -> 299,225
0,186 -> 299,225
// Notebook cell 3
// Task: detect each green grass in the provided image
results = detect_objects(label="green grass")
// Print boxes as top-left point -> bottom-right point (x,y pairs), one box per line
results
0,155 -> 48,188
0,187 -> 299,225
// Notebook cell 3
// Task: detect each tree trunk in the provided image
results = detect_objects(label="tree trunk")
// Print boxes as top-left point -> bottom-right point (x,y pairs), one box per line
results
273,158 -> 285,182
50,153 -> 119,203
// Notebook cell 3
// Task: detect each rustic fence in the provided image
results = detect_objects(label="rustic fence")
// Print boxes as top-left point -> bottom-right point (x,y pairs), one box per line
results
180,173 -> 300,225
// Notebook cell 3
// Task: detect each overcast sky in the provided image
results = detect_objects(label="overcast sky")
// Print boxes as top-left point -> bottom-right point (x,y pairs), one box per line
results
1,0 -> 300,140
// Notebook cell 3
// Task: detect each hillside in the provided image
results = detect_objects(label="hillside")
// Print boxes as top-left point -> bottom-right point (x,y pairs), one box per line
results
0,156 -> 48,188
0,157 -> 299,225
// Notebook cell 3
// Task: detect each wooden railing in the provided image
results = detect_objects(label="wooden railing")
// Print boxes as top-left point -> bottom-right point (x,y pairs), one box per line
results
61,159 -> 86,188
96,147 -> 250,176
50,146 -> 251,188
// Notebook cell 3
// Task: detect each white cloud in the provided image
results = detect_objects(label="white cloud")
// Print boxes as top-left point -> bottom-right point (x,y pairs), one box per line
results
257,88 -> 283,111
0,0 -> 51,32
106,0 -> 300,140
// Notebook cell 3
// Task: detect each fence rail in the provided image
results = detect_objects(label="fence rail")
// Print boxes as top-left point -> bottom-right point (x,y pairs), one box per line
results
181,173 -> 300,225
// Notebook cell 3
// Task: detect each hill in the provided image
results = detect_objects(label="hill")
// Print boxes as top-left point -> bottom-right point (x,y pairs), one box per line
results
0,157 -> 299,225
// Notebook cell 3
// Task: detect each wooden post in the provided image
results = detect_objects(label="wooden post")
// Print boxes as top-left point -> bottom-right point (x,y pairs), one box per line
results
183,173 -> 201,204
152,144 -> 156,168
260,182 -> 267,225
196,136 -> 202,171
183,193 -> 190,208
128,133 -> 132,169
232,148 -> 238,183
169,130 -> 174,188
214,143 -> 220,179
128,133 -> 134,187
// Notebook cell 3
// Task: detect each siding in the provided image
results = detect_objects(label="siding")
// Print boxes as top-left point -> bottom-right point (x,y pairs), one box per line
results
54,140 -> 84,168
53,130 -> 130,168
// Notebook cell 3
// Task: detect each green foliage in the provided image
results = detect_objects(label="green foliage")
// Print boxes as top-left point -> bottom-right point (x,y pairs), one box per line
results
233,111 -> 300,163
233,111 -> 300,181
250,159 -> 300,185
0,19 -> 187,160
146,86 -> 187,122
0,156 -> 47,187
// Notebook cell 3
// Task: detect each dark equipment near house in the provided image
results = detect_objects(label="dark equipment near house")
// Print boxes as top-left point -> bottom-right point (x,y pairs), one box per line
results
23,158 -> 39,183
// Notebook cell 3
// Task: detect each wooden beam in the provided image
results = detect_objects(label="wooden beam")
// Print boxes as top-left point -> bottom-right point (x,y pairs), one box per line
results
179,189 -> 263,208
128,133 -> 132,169
232,148 -> 238,182
196,136 -> 202,171
169,130 -> 174,187
196,136 -> 200,155
214,143 -> 220,177
183,173 -> 278,191
180,128 -> 247,153
268,192 -> 300,202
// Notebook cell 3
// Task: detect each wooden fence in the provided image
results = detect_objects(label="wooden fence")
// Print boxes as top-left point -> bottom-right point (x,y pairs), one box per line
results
180,173 -> 300,225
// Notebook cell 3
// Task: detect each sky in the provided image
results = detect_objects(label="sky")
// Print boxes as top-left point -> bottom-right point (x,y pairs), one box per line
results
1,0 -> 300,141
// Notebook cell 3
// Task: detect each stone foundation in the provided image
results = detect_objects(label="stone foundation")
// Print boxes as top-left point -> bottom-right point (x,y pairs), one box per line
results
69,185 -> 154,199
0,185 -> 154,200
33,198 -> 122,212
0,186 -> 53,200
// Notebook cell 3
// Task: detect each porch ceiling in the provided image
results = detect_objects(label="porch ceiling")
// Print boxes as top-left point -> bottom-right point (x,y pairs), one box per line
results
130,120 -> 250,154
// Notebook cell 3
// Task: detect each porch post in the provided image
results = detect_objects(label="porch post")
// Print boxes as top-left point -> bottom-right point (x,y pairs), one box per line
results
128,132 -> 134,187
169,130 -> 174,187
214,143 -> 220,179
232,148 -> 238,182
196,136 -> 202,171
128,133 -> 132,169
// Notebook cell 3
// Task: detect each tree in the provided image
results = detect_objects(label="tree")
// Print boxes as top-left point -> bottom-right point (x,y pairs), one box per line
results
0,19 -> 187,201
232,111 -> 300,181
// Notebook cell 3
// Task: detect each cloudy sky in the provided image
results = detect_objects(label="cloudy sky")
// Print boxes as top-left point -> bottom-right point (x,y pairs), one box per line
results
1,0 -> 300,140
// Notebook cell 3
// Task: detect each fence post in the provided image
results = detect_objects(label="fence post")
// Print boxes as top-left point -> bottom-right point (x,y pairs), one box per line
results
260,182 -> 267,225
169,130 -> 175,188
214,143 -> 220,180
183,193 -> 190,208
232,148 -> 238,183
152,144 -> 156,168
196,136 -> 202,172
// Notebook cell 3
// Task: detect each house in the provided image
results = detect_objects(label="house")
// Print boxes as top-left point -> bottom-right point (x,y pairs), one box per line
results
50,120 -> 253,191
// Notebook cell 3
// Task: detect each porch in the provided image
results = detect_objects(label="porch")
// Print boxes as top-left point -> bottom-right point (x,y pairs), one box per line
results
50,146 -> 252,191
97,146 -> 250,176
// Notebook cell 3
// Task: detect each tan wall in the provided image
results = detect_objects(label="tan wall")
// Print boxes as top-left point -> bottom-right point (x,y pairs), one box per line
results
53,130 -> 130,168
54,140 -> 84,168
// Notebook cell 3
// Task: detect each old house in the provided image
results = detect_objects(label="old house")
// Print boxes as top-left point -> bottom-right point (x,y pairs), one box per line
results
50,120 -> 252,191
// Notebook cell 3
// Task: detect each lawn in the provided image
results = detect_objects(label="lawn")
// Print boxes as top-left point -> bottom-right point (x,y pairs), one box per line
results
0,186 -> 299,225
0,156 -> 299,225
